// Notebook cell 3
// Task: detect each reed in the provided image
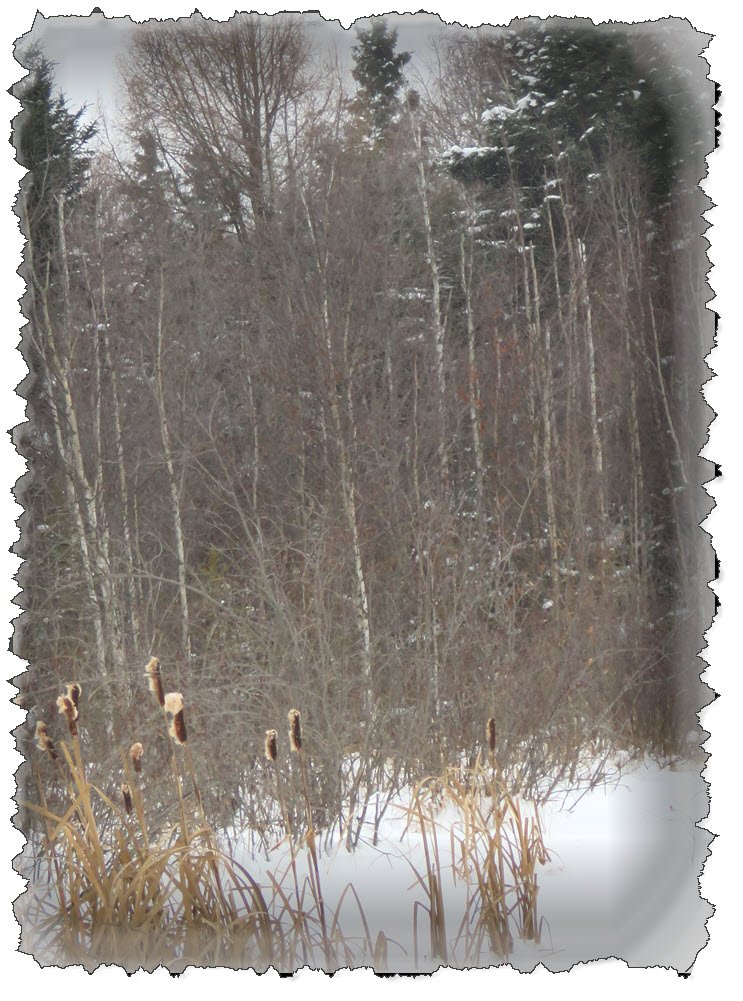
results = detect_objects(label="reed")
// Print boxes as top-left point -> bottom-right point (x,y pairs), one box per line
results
21,678 -> 553,971
287,708 -> 331,968
404,753 -> 548,963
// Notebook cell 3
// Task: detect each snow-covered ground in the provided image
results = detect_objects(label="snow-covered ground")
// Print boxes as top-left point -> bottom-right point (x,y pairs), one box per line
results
225,757 -> 709,972
15,757 -> 709,972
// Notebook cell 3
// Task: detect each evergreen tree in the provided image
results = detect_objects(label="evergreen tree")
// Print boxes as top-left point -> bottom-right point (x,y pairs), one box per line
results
17,47 -> 96,284
351,20 -> 411,140
446,26 -> 681,203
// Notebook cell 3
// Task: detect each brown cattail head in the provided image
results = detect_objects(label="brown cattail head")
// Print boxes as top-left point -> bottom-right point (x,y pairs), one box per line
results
65,682 -> 82,710
486,717 -> 496,754
264,729 -> 278,762
57,694 -> 79,738
163,692 -> 186,745
287,709 -> 302,753
169,711 -> 187,746
163,691 -> 184,716
129,742 -> 144,773
121,783 -> 133,816
144,657 -> 165,708
34,721 -> 57,760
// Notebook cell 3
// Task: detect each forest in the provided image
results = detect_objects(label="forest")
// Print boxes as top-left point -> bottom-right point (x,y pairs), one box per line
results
13,15 -> 713,970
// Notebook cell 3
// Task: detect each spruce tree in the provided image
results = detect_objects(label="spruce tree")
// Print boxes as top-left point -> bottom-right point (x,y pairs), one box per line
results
17,46 -> 96,283
447,26 -> 680,203
351,20 -> 411,140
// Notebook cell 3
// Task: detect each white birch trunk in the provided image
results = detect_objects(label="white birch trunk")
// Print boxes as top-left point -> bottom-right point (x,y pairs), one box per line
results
155,270 -> 191,661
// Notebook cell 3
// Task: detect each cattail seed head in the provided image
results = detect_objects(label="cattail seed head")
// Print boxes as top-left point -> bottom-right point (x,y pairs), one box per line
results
169,710 -> 187,745
57,694 -> 79,738
287,709 -> 302,753
144,657 -> 165,708
486,717 -> 496,753
34,721 -> 57,760
264,729 -> 278,762
121,783 -> 133,816
163,691 -> 184,716
65,682 -> 82,710
129,742 -> 144,773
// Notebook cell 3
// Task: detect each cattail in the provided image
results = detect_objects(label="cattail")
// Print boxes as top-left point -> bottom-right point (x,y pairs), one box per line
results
163,691 -> 183,716
57,694 -> 79,738
64,682 -> 82,711
169,711 -> 187,746
144,657 -> 165,708
121,783 -> 133,816
129,741 -> 144,773
287,709 -> 302,753
34,721 -> 57,760
264,729 -> 278,762
486,717 -> 496,754
164,693 -> 187,745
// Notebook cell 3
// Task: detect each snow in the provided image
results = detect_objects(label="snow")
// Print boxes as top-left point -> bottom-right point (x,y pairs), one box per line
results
220,758 -> 706,971
482,105 -> 514,123
18,758 -> 706,972
445,145 -> 500,160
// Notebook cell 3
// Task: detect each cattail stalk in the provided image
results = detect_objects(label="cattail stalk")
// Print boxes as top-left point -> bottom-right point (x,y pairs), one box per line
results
169,710 -> 187,745
120,745 -> 149,844
265,727 -> 307,956
121,783 -> 133,816
129,742 -> 144,774
287,709 -> 302,753
144,656 -> 165,708
486,716 -> 501,787
264,729 -> 278,763
65,682 -> 82,711
56,694 -> 78,739
160,691 -> 189,843
34,721 -> 57,760
287,709 -> 330,967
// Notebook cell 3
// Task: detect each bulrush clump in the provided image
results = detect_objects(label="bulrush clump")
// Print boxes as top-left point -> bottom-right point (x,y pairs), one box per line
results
287,709 -> 302,753
34,721 -> 57,760
164,692 -> 187,746
56,694 -> 79,738
486,717 -> 496,754
144,656 -> 165,708
65,682 -> 82,711
121,783 -> 133,816
129,742 -> 144,773
264,729 -> 278,762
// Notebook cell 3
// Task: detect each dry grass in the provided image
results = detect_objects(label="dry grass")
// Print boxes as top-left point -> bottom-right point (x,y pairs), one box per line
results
20,669 -> 552,971
404,755 -> 549,964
